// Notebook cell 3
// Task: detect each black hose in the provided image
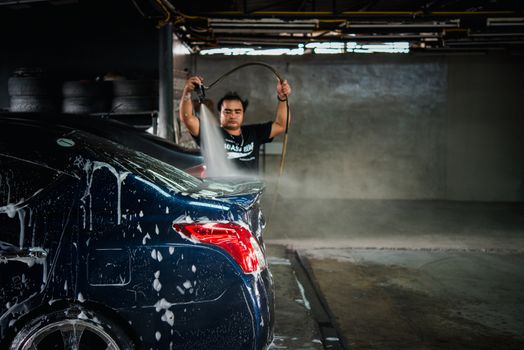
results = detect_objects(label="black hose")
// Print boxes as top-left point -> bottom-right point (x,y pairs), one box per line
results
203,61 -> 290,174
205,62 -> 285,89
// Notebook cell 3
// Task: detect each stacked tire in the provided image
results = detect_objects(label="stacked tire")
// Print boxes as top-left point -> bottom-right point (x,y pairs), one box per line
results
111,79 -> 158,113
8,68 -> 59,113
62,80 -> 111,114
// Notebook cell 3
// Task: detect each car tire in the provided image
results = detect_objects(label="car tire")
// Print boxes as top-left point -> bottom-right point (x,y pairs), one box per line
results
9,96 -> 58,113
62,80 -> 111,98
63,97 -> 108,114
111,96 -> 157,112
9,306 -> 135,350
8,77 -> 54,96
113,79 -> 158,97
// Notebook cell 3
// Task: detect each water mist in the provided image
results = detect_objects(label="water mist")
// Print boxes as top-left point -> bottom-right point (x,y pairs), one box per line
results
199,104 -> 242,177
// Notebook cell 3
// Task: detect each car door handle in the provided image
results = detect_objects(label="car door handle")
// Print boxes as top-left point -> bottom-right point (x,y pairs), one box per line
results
0,247 -> 48,260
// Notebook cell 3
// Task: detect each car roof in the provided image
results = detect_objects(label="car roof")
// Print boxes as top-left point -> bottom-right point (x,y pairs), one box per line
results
0,112 -> 203,170
0,117 -> 203,192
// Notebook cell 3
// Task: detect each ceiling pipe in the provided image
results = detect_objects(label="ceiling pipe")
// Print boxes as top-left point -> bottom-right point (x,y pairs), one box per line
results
0,0 -> 49,5
487,17 -> 524,26
346,21 -> 460,29
190,10 -> 517,19
212,28 -> 315,34
154,0 -> 172,27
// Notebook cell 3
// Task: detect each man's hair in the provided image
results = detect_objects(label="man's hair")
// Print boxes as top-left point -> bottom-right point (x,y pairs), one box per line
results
217,91 -> 249,112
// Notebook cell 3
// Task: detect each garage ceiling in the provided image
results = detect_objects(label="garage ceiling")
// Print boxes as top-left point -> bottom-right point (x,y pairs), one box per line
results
1,0 -> 523,53
151,0 -> 524,53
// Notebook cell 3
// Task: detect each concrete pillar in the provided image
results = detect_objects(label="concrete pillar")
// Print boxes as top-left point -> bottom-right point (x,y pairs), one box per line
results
158,23 -> 175,141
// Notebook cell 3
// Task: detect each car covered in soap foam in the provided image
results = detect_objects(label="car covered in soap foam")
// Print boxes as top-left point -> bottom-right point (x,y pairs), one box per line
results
0,117 -> 273,349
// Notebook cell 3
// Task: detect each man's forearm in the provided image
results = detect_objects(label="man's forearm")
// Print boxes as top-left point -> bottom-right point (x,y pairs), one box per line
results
270,79 -> 292,137
179,90 -> 193,123
178,90 -> 201,136
275,99 -> 290,129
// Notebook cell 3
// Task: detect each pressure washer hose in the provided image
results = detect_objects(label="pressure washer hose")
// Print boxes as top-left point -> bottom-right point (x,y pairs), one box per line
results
203,62 -> 290,176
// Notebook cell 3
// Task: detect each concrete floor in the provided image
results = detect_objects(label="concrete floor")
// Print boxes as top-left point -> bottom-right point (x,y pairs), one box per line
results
297,249 -> 524,350
263,199 -> 524,349
266,245 -> 323,350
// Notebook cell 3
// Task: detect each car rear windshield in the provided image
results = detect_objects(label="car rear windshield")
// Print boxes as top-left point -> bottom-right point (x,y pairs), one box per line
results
68,130 -> 203,193
0,120 -> 202,194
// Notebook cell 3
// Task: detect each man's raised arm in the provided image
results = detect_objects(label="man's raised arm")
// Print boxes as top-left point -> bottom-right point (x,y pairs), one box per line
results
179,76 -> 203,137
270,79 -> 292,139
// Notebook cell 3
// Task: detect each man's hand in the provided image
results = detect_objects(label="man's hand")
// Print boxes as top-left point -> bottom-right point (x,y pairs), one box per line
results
277,79 -> 292,101
183,76 -> 204,95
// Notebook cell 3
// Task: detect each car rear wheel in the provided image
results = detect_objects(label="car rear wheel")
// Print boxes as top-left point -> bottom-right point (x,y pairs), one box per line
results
10,306 -> 134,350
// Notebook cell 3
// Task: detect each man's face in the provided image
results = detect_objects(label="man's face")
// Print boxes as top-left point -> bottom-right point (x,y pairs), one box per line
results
220,99 -> 244,132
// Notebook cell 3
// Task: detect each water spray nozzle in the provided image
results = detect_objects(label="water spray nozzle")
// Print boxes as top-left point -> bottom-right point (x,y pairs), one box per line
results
195,84 -> 206,103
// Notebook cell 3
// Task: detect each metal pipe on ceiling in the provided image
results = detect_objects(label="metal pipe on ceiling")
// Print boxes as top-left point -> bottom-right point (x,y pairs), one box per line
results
0,0 -> 50,5
212,28 -> 315,34
469,32 -> 524,37
487,17 -> 524,26
193,10 -> 517,18
208,18 -> 319,25
346,21 -> 460,29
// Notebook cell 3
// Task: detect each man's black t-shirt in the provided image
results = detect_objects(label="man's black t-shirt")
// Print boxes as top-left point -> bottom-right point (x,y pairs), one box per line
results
194,122 -> 273,174
223,122 -> 273,173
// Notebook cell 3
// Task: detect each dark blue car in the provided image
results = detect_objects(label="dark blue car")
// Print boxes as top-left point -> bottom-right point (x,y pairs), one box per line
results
0,117 -> 274,349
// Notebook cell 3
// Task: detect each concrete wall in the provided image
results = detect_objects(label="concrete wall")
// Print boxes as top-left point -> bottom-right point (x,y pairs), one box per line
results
193,54 -> 524,202
446,57 -> 524,201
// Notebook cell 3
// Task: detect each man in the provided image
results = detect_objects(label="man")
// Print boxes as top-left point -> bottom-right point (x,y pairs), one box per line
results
179,76 -> 291,174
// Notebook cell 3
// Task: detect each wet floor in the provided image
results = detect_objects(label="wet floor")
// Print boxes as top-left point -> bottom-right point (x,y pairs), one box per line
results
263,198 -> 524,349
267,245 -> 324,350
269,244 -> 524,350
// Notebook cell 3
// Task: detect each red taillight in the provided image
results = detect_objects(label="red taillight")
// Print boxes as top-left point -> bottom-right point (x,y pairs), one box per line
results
185,164 -> 207,178
172,222 -> 265,273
